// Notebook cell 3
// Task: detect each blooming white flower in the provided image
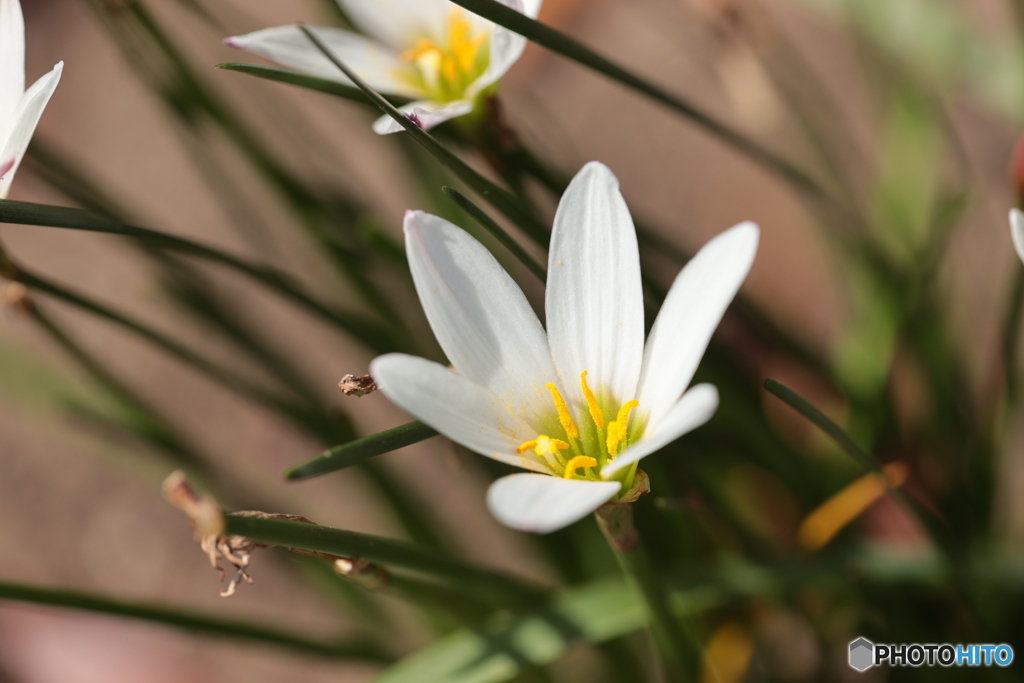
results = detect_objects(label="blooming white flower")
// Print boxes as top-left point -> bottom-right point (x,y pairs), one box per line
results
224,0 -> 541,135
0,0 -> 62,198
1011,209 -> 1024,265
371,162 -> 759,533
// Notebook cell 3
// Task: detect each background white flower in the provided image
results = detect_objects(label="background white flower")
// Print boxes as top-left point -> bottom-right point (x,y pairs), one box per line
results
0,0 -> 62,199
1011,209 -> 1024,265
225,0 -> 542,135
371,162 -> 759,533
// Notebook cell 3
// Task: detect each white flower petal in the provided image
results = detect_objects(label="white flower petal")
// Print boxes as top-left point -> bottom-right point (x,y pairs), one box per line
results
372,100 -> 473,134
486,473 -> 620,533
0,0 -> 25,135
602,383 -> 719,477
466,26 -> 525,98
401,211 -> 558,427
635,222 -> 758,426
0,61 -> 61,200
519,0 -> 543,18
546,162 -> 645,410
465,0 -> 538,97
370,353 -> 550,473
337,0 -> 456,49
1011,209 -> 1024,265
224,25 -> 422,99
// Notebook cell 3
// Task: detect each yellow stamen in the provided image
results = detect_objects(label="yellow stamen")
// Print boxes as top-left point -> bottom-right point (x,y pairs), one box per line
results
397,10 -> 490,101
563,455 -> 598,479
605,400 -> 639,456
517,434 -> 569,456
546,383 -> 579,440
580,371 -> 604,429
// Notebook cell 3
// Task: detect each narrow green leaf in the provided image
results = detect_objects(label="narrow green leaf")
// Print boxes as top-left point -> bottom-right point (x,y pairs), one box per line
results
0,198 -> 397,351
446,0 -> 829,202
762,378 -> 954,553
443,187 -> 546,281
217,63 -> 412,107
286,421 -> 438,480
76,2 -> 406,341
222,514 -> 547,609
374,576 -> 725,683
762,378 -> 880,473
0,580 -> 388,661
296,25 -> 550,244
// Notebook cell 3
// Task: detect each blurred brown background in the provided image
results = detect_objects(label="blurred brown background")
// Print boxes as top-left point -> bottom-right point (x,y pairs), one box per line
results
0,0 -> 1020,680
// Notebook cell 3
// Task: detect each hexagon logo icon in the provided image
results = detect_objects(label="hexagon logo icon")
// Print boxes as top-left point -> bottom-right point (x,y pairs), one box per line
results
849,638 -> 874,672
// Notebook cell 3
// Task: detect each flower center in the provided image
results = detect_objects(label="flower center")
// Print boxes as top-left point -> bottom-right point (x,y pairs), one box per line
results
517,371 -> 641,481
399,9 -> 491,102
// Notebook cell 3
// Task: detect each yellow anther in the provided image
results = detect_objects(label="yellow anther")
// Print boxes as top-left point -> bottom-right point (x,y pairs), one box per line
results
400,38 -> 443,63
517,434 -> 569,456
546,383 -> 579,440
446,9 -> 487,71
614,400 -> 639,425
606,400 -> 639,457
606,422 -> 627,456
516,439 -> 538,454
563,455 -> 598,479
580,371 -> 604,429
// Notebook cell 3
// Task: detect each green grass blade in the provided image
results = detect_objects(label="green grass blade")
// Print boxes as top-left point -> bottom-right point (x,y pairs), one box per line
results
217,63 -> 411,107
0,198 -> 397,351
286,421 -> 438,480
89,1 -> 406,333
374,576 -> 725,683
296,26 -> 549,243
762,378 -> 879,473
442,187 -> 546,281
762,378 -> 956,553
222,514 -> 546,609
0,579 -> 389,661
446,0 -> 829,202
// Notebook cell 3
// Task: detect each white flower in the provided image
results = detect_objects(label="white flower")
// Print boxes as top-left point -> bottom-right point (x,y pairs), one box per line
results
224,0 -> 541,135
1011,209 -> 1024,265
0,0 -> 62,199
371,162 -> 759,533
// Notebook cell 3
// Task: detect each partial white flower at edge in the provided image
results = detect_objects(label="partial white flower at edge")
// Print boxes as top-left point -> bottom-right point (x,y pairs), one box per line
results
1011,209 -> 1024,265
371,162 -> 760,533
224,0 -> 541,135
0,0 -> 62,198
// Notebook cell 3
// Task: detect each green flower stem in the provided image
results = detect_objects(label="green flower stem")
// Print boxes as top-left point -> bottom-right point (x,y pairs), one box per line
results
0,579 -> 388,661
222,514 -> 547,611
594,504 -> 688,683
